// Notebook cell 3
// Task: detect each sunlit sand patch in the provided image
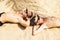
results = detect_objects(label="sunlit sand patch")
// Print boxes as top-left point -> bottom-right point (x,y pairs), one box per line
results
0,23 -> 20,31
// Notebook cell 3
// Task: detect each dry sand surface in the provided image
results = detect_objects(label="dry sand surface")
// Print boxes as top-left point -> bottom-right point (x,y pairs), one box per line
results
0,0 -> 60,40
0,24 -> 60,40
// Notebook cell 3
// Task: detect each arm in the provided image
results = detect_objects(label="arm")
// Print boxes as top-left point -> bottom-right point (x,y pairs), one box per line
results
16,10 -> 30,27
18,16 -> 30,27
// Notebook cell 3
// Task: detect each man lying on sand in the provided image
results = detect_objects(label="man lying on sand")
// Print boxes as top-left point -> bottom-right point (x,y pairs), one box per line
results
0,10 -> 30,27
0,9 -> 60,35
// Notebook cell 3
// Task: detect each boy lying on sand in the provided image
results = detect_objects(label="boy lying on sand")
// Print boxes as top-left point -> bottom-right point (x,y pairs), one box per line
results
23,9 -> 60,35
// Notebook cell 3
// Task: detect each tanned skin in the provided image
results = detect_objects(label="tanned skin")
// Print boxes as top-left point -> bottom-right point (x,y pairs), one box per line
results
0,10 -> 30,27
33,16 -> 60,35
0,9 -> 60,35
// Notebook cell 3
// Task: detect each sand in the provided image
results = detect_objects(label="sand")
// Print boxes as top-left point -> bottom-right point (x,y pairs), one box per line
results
0,24 -> 60,40
0,0 -> 60,40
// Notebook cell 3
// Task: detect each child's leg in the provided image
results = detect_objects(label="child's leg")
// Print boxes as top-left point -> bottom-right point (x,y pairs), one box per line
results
33,24 -> 48,35
45,17 -> 60,28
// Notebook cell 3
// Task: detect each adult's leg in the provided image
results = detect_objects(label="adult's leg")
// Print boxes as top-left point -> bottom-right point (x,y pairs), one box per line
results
0,11 -> 30,27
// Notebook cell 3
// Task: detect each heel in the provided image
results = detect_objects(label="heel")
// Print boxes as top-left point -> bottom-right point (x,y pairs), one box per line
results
0,22 -> 4,26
